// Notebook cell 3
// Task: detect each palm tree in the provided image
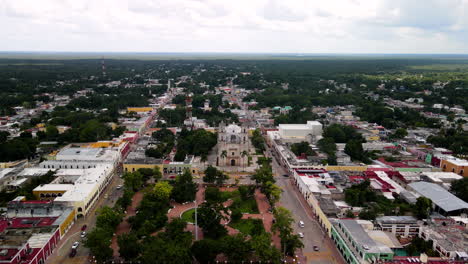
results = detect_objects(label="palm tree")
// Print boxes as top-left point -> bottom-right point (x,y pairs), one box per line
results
221,150 -> 227,166
241,150 -> 248,171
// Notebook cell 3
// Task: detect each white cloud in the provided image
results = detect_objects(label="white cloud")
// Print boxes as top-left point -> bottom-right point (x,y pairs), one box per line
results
0,0 -> 467,53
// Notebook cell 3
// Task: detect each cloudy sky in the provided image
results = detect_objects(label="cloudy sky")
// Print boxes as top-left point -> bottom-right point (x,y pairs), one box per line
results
1,0 -> 468,53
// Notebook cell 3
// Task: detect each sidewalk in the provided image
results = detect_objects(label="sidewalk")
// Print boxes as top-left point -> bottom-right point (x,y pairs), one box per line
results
110,191 -> 144,257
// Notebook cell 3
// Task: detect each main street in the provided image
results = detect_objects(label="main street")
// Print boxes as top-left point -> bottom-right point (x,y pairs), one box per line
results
46,169 -> 124,264
266,147 -> 344,264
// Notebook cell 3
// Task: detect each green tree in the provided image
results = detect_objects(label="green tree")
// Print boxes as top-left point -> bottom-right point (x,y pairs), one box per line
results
0,131 -> 10,143
345,210 -> 355,218
203,165 -> 217,184
153,181 -> 173,201
318,137 -> 337,156
359,209 -> 377,220
140,236 -> 192,264
191,239 -> 222,264
238,185 -> 255,200
84,227 -> 113,263
221,234 -> 252,262
290,141 -> 316,157
220,150 -> 227,164
345,139 -> 365,161
392,128 -> 408,139
263,181 -> 281,207
116,188 -> 134,210
415,197 -> 432,219
117,233 -> 140,261
204,186 -> 223,204
451,177 -> 468,202
123,171 -> 144,192
96,206 -> 123,230
272,207 -> 303,256
251,232 -> 282,263
172,169 -> 198,203
252,163 -> 275,186
197,202 -> 228,239
45,125 -> 59,139
203,165 -> 227,185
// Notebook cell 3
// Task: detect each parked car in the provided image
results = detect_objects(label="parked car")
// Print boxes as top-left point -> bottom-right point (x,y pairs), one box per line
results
80,231 -> 86,238
69,249 -> 77,258
283,174 -> 289,177
81,225 -> 87,231
298,221 -> 305,228
116,185 -> 123,190
298,232 -> 304,238
72,242 -> 80,250
313,246 -> 319,251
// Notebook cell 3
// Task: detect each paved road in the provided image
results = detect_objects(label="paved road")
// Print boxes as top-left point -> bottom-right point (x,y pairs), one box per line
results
267,147 -> 343,264
46,171 -> 124,264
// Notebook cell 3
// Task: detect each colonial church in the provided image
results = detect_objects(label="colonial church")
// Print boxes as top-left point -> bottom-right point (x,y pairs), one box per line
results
217,122 -> 250,167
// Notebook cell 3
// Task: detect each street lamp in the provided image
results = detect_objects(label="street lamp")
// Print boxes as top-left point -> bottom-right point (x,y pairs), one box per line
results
195,199 -> 198,241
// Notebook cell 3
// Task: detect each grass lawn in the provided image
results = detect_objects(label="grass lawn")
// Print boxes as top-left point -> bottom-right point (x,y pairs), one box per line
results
220,190 -> 238,202
231,197 -> 259,214
229,219 -> 264,236
181,208 -> 195,223
221,189 -> 259,214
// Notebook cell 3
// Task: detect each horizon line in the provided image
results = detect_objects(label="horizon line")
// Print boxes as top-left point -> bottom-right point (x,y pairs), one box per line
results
1,51 -> 468,55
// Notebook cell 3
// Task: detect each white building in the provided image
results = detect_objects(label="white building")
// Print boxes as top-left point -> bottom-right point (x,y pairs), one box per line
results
32,165 -> 114,217
278,121 -> 323,142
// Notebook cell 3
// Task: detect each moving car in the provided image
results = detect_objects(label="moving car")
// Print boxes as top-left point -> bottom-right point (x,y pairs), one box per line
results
116,185 -> 123,190
80,231 -> 86,238
298,232 -> 304,238
81,225 -> 87,231
283,174 -> 289,177
69,249 -> 77,258
72,242 -> 80,250
298,221 -> 305,228
313,246 -> 319,251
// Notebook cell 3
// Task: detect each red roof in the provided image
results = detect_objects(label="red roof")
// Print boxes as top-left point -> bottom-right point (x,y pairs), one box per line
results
1,217 -> 58,229
19,200 -> 51,204
0,249 -> 20,261
348,175 -> 365,183
377,158 -> 417,168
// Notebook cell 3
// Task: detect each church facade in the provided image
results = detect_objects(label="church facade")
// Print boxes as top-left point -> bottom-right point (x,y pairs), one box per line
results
217,122 -> 250,167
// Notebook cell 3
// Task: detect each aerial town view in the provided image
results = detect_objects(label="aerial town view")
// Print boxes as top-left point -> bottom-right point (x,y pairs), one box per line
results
0,1 -> 468,264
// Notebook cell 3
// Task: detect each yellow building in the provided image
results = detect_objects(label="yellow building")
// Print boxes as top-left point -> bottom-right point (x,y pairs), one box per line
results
127,107 -> 153,113
326,165 -> 368,172
0,160 -> 27,168
123,163 -> 163,174
365,135 -> 380,141
58,209 -> 76,236
33,184 -> 74,200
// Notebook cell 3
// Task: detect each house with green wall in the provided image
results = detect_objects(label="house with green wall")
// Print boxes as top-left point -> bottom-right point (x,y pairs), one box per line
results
330,219 -> 394,264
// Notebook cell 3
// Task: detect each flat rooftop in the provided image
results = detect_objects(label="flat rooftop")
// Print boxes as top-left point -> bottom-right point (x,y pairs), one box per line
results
409,182 -> 468,212
376,216 -> 418,224
278,124 -> 309,130
333,219 -> 393,254
58,147 -> 100,157
0,217 -> 58,229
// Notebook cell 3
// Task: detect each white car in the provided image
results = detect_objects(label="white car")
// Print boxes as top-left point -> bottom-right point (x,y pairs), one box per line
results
116,185 -> 123,190
298,232 -> 304,238
72,241 -> 80,249
80,231 -> 86,238
298,221 -> 305,228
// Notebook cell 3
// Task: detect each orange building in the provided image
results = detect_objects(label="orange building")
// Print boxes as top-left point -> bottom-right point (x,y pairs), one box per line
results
440,158 -> 468,177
